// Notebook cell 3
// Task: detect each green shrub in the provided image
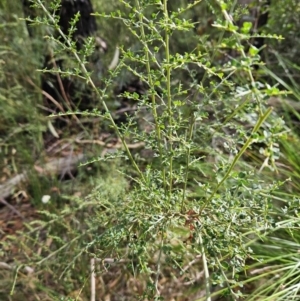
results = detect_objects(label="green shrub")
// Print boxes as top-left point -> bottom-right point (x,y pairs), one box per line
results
5,0 -> 295,300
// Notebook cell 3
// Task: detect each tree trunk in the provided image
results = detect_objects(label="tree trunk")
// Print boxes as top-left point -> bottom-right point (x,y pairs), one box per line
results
58,0 -> 98,48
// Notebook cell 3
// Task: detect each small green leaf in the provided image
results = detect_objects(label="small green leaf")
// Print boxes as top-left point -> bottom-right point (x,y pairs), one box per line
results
241,22 -> 252,34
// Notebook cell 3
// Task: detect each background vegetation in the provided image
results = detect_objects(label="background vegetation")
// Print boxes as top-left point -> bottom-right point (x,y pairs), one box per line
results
1,0 -> 300,300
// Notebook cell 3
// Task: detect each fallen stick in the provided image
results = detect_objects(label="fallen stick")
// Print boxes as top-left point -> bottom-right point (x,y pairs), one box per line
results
0,154 -> 85,199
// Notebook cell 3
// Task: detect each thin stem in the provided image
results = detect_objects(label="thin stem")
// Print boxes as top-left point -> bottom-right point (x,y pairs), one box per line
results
36,0 -> 144,181
134,0 -> 166,189
215,255 -> 240,299
199,106 -> 273,215
219,2 -> 263,116
199,232 -> 211,301
154,230 -> 165,297
181,114 -> 195,211
163,0 -> 174,200
10,265 -> 23,296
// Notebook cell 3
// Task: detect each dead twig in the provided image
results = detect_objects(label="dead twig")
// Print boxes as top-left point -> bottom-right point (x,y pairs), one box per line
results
91,258 -> 96,301
0,197 -> 24,219
26,77 -> 65,113
0,154 -> 85,199
75,138 -> 145,149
